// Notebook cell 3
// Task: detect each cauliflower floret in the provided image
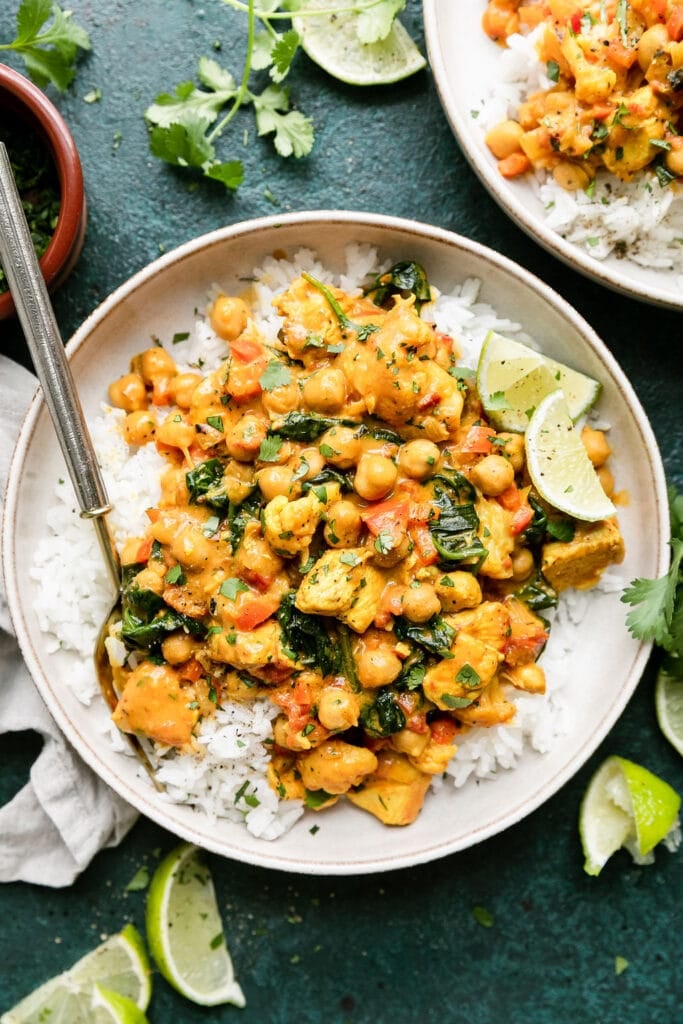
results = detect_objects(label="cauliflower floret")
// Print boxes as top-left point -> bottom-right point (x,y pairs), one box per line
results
262,492 -> 325,558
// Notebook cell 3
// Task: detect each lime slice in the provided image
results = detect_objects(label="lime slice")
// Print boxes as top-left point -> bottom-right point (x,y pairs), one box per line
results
524,389 -> 616,522
292,0 -> 426,86
1,926 -> 151,1024
145,842 -> 245,1008
477,330 -> 601,433
656,667 -> 683,757
580,755 -> 681,876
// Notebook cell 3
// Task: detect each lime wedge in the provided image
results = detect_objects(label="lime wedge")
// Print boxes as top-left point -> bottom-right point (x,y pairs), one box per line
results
293,0 -> 426,86
145,842 -> 245,1008
524,389 -> 616,522
476,330 -> 601,433
1,926 -> 151,1024
91,986 -> 150,1024
580,755 -> 681,876
656,667 -> 683,757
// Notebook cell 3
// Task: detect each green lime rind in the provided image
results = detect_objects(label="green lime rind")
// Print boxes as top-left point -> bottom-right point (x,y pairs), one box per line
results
477,330 -> 601,433
524,390 -> 616,522
92,986 -> 151,1024
293,0 -> 426,86
655,667 -> 683,757
146,842 -> 246,1008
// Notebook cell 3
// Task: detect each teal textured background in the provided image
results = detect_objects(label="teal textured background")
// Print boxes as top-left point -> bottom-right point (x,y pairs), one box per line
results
1,2 -> 682,1021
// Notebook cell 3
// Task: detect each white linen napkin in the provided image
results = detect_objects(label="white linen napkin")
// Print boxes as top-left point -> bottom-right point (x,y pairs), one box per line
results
0,353 -> 137,887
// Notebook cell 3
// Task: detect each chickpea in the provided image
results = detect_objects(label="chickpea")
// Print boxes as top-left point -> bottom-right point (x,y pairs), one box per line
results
302,368 -> 346,413
485,119 -> 524,160
109,372 -> 147,412
261,382 -> 300,416
470,453 -> 515,496
637,22 -> 669,72
156,415 -> 195,451
580,425 -> 611,468
257,464 -> 296,501
122,409 -> 156,446
511,546 -> 535,582
317,687 -> 360,732
169,371 -> 202,409
170,522 -> 214,570
398,439 -> 440,480
319,426 -> 361,469
161,632 -> 199,666
391,727 -> 431,759
210,294 -> 250,341
401,583 -> 441,623
324,499 -> 363,548
496,432 -> 525,473
433,571 -> 482,612
552,161 -> 592,192
665,139 -> 683,178
503,662 -> 546,694
139,347 -> 176,384
353,452 -> 398,501
369,533 -> 412,569
296,446 -> 326,481
225,413 -> 267,462
356,645 -> 403,689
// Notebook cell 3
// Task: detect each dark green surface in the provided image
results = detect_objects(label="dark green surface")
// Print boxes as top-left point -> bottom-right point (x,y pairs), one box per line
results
1,2 -> 682,1021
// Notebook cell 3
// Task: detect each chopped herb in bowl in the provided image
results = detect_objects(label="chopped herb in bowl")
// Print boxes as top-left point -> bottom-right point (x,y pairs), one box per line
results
0,120 -> 61,295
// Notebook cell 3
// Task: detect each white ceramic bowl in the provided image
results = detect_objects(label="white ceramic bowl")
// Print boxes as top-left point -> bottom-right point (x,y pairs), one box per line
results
423,0 -> 683,310
2,211 -> 669,874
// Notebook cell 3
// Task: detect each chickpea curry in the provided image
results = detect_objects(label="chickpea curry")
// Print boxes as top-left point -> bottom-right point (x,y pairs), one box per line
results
482,0 -> 683,190
106,260 -> 624,827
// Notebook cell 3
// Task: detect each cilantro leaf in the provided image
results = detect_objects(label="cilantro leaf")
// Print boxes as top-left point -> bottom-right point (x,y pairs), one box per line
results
148,122 -> 216,168
357,0 -> 405,44
260,359 -> 293,391
622,537 -> 683,648
270,29 -> 300,81
205,160 -> 244,190
145,77 -> 235,131
2,0 -> 91,91
253,85 -> 314,158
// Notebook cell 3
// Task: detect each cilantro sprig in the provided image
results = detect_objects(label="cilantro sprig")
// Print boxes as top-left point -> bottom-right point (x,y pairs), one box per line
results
622,486 -> 683,673
1,0 -> 90,92
144,0 -> 408,191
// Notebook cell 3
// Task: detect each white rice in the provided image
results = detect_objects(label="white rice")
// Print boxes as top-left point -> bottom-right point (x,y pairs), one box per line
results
29,243 -> 626,837
478,24 -> 683,277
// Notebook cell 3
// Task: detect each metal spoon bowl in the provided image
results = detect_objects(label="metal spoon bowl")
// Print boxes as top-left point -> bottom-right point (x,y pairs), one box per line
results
0,141 -> 159,785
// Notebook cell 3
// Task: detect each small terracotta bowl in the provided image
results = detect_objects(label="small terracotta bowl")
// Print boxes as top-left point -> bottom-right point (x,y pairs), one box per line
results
0,64 -> 87,320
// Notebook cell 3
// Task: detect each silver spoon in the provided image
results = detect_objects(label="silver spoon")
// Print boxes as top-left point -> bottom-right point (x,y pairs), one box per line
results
0,141 -> 160,784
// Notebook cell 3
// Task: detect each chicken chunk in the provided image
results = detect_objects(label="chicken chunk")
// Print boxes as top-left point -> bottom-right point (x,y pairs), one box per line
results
112,661 -> 209,748
541,517 -> 625,592
476,497 -> 514,579
295,548 -> 385,633
208,620 -> 298,682
297,739 -> 378,794
422,631 -> 501,711
345,750 -> 432,825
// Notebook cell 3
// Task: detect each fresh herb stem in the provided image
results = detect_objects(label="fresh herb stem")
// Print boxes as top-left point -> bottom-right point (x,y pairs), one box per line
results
208,0 -> 257,143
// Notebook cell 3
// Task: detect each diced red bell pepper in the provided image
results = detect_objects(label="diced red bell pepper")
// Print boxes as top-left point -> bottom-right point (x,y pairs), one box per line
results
232,592 -> 281,631
177,658 -> 204,683
510,502 -> 534,535
410,524 -> 439,566
461,424 -> 496,454
229,337 -> 265,363
430,717 -> 459,745
360,498 -> 410,544
135,537 -> 154,563
668,7 -> 683,40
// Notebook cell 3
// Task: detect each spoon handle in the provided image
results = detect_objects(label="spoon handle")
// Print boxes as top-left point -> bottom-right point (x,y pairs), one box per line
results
0,142 -> 119,591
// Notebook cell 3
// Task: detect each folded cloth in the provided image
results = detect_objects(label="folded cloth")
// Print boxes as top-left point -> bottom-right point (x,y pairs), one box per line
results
0,353 -> 137,887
